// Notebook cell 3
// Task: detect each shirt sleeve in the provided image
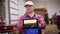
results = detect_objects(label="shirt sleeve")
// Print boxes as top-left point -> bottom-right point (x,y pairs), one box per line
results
17,16 -> 23,30
38,15 -> 46,28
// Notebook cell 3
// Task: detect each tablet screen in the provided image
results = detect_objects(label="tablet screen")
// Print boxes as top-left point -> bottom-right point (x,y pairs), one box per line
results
23,19 -> 38,29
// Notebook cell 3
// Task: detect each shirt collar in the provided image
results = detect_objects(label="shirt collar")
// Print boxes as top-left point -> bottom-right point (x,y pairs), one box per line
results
26,14 -> 36,18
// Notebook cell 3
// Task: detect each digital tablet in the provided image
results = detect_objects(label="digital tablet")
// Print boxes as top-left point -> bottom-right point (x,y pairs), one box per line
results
23,19 -> 38,29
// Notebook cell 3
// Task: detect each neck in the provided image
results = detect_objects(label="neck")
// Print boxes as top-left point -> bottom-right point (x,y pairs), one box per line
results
28,12 -> 35,17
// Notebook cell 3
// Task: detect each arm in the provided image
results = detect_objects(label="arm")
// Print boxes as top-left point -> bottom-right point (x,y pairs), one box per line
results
13,16 -> 24,34
38,15 -> 46,29
17,16 -> 23,30
13,16 -> 23,34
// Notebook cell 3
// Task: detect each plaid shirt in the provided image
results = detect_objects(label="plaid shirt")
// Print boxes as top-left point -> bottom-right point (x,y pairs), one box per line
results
17,14 -> 46,34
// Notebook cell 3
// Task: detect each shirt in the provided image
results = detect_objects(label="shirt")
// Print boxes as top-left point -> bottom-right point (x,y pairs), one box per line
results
17,14 -> 46,34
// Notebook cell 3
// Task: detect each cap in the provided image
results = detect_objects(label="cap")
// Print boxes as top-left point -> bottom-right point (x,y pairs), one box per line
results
24,1 -> 34,7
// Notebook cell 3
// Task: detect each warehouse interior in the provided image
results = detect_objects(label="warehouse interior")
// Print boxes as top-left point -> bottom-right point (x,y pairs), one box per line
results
0,0 -> 60,34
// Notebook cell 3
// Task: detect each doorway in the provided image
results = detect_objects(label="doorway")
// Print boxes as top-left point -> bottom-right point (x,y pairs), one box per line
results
0,0 -> 5,20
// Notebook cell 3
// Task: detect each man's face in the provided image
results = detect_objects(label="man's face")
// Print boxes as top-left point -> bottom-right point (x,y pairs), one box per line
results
25,5 -> 34,13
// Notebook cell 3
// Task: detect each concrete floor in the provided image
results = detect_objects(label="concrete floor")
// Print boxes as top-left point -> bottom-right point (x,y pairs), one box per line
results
42,24 -> 59,34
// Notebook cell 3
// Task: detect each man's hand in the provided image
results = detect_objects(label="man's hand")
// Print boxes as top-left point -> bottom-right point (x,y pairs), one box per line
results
39,24 -> 41,27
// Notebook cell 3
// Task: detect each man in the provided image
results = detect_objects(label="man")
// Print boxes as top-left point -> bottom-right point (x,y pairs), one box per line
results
16,1 -> 46,34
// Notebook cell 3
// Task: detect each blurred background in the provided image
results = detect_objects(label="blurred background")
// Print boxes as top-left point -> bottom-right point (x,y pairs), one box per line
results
0,0 -> 60,34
